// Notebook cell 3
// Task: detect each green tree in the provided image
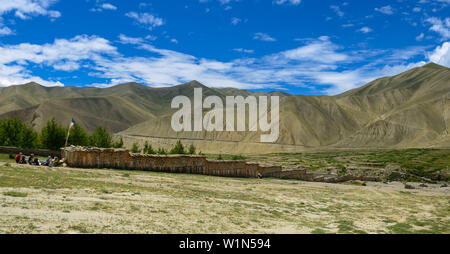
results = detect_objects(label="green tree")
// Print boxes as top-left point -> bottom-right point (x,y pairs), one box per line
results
157,147 -> 167,155
188,144 -> 196,155
170,140 -> 185,154
89,126 -> 112,148
131,142 -> 141,153
68,123 -> 89,146
40,118 -> 66,150
0,118 -> 38,148
113,137 -> 124,148
143,141 -> 155,154
20,125 -> 38,148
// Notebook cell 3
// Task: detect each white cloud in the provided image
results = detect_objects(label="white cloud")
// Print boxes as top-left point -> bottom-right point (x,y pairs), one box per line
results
280,36 -> 349,63
273,0 -> 301,5
0,26 -> 13,36
0,0 -> 60,19
358,27 -> 372,33
428,41 -> 450,66
0,35 -> 116,86
90,3 -> 117,12
126,12 -> 164,30
330,5 -> 344,17
118,34 -> 144,44
375,5 -> 394,15
426,17 -> 450,39
416,33 -> 424,41
0,0 -> 60,35
101,3 -> 117,10
233,48 -> 254,54
231,17 -> 241,25
145,35 -> 157,41
0,34 -> 442,96
253,32 -> 276,42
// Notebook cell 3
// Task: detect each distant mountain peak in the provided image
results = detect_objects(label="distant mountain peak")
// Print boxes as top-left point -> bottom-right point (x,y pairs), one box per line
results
183,80 -> 207,88
422,62 -> 449,69
23,82 -> 42,87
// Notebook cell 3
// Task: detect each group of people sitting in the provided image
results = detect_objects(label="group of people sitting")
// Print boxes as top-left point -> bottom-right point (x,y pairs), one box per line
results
15,152 -> 61,167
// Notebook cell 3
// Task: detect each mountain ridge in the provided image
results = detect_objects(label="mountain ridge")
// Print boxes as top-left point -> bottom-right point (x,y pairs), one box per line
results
0,62 -> 449,153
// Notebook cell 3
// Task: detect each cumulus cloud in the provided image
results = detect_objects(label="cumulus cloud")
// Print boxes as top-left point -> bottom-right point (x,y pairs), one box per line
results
279,36 -> 349,63
0,35 -> 116,86
0,0 -> 61,20
0,0 -> 60,35
428,41 -> 450,66
0,34 -> 443,95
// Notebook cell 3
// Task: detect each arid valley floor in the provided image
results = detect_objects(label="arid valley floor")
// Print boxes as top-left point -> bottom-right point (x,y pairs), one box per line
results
0,150 -> 449,234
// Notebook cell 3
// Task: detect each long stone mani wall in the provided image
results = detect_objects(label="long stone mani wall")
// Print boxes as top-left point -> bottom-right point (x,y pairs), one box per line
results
61,146 -> 377,182
61,146 -> 275,178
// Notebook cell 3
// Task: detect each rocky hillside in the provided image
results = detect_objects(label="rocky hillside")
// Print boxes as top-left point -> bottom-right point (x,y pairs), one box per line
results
0,62 -> 448,153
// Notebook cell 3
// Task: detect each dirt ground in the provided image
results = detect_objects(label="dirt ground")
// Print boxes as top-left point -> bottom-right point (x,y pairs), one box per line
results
0,161 -> 448,234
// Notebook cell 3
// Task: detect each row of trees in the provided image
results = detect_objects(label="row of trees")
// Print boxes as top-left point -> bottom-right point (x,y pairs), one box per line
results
0,117 -> 123,150
0,117 -> 246,158
131,140 -> 197,155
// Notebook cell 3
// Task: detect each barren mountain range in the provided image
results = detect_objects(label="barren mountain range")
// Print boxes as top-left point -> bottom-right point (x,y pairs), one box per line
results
0,62 -> 449,153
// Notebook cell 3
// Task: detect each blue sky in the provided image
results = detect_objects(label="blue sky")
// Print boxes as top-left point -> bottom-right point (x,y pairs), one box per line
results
0,0 -> 449,95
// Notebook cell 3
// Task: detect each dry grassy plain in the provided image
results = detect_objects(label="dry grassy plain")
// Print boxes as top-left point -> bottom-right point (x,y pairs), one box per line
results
0,158 -> 449,234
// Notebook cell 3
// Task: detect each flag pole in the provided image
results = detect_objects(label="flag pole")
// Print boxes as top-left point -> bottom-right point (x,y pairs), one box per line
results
64,130 -> 70,148
65,118 -> 74,147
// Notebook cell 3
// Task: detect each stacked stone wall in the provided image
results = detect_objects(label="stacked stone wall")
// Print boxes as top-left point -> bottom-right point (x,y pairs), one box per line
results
62,147 -> 260,178
61,146 -> 380,182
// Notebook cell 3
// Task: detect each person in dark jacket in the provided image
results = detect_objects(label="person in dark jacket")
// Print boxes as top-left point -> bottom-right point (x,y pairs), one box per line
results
33,157 -> 41,166
42,156 -> 51,166
28,154 -> 35,165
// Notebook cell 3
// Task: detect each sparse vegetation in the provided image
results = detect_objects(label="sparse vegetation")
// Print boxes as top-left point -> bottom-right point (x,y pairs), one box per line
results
3,191 -> 28,197
188,144 -> 196,155
0,160 -> 447,234
156,147 -> 167,155
131,142 -> 141,153
242,149 -> 450,182
112,137 -> 124,148
231,155 -> 246,160
143,141 -> 155,154
169,140 -> 185,154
